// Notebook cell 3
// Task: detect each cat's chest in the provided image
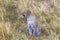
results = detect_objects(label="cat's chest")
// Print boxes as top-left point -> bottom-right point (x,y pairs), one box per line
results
27,16 -> 36,24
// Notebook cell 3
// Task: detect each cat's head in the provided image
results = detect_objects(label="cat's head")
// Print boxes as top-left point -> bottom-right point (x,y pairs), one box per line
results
20,10 -> 31,18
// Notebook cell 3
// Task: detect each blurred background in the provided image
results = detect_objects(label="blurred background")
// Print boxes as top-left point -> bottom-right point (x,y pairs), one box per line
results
0,0 -> 60,40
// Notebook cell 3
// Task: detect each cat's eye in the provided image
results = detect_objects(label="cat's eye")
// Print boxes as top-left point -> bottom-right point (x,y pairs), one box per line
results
23,15 -> 25,17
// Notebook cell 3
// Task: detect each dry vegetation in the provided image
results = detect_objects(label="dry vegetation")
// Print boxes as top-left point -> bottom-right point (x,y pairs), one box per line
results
0,0 -> 60,40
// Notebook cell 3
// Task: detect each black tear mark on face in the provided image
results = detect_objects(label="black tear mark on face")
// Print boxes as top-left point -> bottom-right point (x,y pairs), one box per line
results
23,14 -> 25,17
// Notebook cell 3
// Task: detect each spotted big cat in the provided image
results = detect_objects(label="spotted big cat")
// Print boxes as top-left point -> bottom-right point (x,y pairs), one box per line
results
20,10 -> 41,37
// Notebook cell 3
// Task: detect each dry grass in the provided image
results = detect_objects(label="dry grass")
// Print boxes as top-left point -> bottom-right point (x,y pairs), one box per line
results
0,0 -> 60,40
